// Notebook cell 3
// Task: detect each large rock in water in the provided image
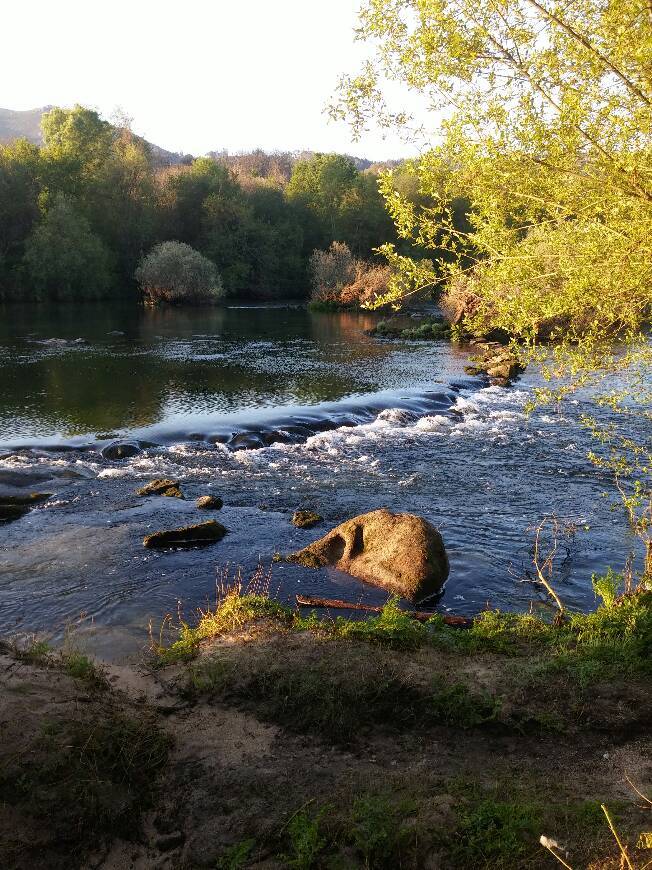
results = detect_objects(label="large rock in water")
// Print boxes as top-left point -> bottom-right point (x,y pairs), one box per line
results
143,520 -> 226,549
288,509 -> 449,601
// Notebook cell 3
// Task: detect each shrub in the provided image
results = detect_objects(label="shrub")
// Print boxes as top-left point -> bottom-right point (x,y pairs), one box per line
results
135,240 -> 223,305
309,241 -> 355,301
309,241 -> 391,309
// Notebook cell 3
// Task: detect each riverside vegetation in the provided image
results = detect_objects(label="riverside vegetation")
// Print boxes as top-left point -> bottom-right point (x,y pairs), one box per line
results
0,106 -> 467,305
2,570 -> 649,869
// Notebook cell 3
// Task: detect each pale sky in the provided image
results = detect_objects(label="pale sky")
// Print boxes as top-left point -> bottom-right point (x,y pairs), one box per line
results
1,0 -> 418,159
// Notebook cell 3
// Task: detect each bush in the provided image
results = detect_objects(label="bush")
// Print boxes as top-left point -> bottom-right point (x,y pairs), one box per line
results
309,241 -> 391,309
309,241 -> 356,300
135,241 -> 223,305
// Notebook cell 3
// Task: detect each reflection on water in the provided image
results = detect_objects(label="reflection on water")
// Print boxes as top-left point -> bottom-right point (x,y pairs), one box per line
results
0,302 -> 639,660
0,303 -> 442,443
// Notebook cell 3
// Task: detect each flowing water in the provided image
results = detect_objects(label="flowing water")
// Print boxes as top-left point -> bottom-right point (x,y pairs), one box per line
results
0,302 -> 636,659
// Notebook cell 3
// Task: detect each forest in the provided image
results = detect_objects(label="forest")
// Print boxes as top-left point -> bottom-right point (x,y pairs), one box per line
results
0,105 -> 432,303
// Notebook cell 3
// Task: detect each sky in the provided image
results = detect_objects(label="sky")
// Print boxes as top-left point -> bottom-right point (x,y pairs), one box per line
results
1,0 -> 418,159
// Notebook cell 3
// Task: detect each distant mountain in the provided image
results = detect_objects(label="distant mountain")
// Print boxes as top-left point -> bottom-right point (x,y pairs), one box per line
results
0,106 -> 191,167
0,106 -> 53,145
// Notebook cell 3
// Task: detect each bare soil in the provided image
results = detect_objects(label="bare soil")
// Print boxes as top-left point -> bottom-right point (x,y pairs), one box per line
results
0,625 -> 650,869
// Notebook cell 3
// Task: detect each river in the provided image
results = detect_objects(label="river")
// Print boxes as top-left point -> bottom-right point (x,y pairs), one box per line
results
0,302 -> 635,659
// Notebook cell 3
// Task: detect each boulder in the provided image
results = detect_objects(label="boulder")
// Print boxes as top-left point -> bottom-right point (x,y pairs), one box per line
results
465,344 -> 524,384
143,520 -> 226,550
292,509 -> 322,529
102,441 -> 140,461
196,495 -> 223,510
136,479 -> 184,498
288,508 -> 448,601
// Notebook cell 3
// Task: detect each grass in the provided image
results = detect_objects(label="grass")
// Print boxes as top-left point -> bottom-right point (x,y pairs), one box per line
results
209,784 -> 648,870
152,579 -> 652,748
183,637 -> 507,742
0,706 -> 170,855
7,637 -> 110,690
153,591 -> 292,665
450,798 -> 541,868
155,582 -> 652,685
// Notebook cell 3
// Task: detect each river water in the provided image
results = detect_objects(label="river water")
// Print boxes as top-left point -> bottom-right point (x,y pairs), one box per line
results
0,303 -> 635,659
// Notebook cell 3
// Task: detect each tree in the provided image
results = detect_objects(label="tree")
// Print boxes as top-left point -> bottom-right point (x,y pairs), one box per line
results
333,0 -> 652,580
135,241 -> 223,305
41,105 -> 115,201
332,0 -> 651,342
23,194 -> 112,300
39,105 -> 158,291
0,139 -> 41,298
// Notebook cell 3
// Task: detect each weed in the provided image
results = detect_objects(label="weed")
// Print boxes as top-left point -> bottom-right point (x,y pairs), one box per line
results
0,707 -> 170,852
187,656 -> 233,694
156,577 -> 652,695
451,798 -> 541,868
155,589 -> 292,665
217,838 -> 256,869
283,808 -> 327,869
592,567 -> 622,609
14,638 -> 51,663
347,794 -> 416,869
329,598 -> 429,650
430,679 -> 500,728
229,655 -> 418,742
62,650 -> 109,689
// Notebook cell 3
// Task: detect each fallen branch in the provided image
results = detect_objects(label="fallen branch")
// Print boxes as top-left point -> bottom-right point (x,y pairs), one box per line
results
295,595 -> 473,627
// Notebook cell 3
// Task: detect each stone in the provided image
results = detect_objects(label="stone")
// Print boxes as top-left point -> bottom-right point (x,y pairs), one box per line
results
288,508 -> 448,601
102,441 -> 140,461
292,509 -> 322,529
466,344 -> 524,384
136,479 -> 184,498
196,495 -> 223,510
143,520 -> 227,549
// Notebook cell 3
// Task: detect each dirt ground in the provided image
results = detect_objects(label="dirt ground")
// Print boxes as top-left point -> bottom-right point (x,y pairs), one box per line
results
0,626 -> 650,870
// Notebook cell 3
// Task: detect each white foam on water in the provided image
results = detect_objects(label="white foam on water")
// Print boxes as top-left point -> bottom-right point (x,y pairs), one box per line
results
0,382 -> 538,486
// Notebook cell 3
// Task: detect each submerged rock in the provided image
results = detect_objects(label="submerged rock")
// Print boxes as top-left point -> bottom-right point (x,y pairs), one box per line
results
143,520 -> 227,550
0,493 -> 51,524
33,337 -> 89,346
288,508 -> 448,601
102,441 -> 140,461
228,432 -> 266,451
196,495 -> 223,510
292,509 -> 322,529
136,479 -> 184,498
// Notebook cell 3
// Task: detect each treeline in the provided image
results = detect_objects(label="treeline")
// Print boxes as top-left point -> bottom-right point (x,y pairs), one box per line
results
0,106 -> 415,302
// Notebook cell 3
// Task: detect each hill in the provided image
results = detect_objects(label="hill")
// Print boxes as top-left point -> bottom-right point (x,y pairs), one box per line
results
0,106 -> 52,145
0,106 -> 190,167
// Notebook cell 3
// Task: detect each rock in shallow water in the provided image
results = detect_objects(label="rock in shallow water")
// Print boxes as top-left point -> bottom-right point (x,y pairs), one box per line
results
0,493 -> 51,524
136,479 -> 184,498
143,520 -> 227,549
196,495 -> 223,510
288,508 -> 449,601
101,441 -> 141,461
292,509 -> 322,529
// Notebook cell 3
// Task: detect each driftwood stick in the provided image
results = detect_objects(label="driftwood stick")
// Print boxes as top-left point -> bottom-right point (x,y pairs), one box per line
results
295,595 -> 473,628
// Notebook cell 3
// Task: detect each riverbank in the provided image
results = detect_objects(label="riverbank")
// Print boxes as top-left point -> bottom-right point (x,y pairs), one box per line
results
2,587 -> 650,869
